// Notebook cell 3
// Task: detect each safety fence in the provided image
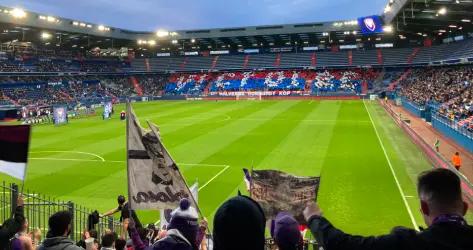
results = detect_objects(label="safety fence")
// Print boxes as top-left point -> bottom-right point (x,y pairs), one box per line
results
0,182 -> 122,241
381,102 -> 473,202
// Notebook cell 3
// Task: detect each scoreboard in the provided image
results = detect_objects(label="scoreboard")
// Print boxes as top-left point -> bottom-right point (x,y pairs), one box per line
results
358,15 -> 384,35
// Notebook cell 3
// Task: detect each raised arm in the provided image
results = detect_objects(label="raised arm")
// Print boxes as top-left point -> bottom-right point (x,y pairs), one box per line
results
303,203 -> 408,250
101,207 -> 119,217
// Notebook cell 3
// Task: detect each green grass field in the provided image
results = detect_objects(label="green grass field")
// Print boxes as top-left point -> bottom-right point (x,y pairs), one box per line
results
2,100 -> 447,235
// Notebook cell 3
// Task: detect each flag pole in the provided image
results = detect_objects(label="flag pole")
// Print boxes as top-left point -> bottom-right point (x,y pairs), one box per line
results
145,121 -> 204,219
126,102 -> 134,237
20,125 -> 32,197
146,120 -> 211,239
249,160 -> 254,198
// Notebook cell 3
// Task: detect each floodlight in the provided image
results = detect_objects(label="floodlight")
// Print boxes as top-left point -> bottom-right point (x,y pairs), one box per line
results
11,8 -> 26,18
41,32 -> 52,40
156,30 -> 169,37
383,25 -> 393,33
438,7 -> 447,15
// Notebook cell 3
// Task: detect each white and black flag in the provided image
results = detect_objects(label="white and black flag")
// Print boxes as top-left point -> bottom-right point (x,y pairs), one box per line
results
0,125 -> 31,180
126,104 -> 196,210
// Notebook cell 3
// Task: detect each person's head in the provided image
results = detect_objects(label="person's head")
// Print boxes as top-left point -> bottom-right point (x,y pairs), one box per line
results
213,195 -> 266,250
271,212 -> 302,250
47,211 -> 72,237
168,198 -> 199,249
418,168 -> 468,226
14,214 -> 28,233
101,232 -> 117,248
89,229 -> 98,239
117,195 -> 126,206
114,238 -> 126,250
455,152 -> 460,156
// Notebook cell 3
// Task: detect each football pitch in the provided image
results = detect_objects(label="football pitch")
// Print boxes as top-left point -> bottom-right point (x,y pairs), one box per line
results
1,100 -> 445,235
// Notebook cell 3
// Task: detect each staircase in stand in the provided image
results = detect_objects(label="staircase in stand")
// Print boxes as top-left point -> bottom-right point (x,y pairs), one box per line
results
211,56 -> 219,69
348,50 -> 353,66
180,58 -> 188,70
274,53 -> 281,67
376,49 -> 383,64
129,76 -> 144,96
407,48 -> 421,64
243,55 -> 250,69
311,53 -> 317,67
59,90 -> 73,101
389,68 -> 412,90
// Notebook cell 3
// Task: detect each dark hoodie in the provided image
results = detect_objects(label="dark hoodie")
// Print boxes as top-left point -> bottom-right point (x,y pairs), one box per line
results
308,215 -> 473,250
213,196 -> 266,250
39,237 -> 84,250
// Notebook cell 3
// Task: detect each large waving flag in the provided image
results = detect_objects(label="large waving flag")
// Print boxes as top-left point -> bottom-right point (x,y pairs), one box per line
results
126,103 -> 197,210
0,125 -> 31,180
244,169 -> 320,223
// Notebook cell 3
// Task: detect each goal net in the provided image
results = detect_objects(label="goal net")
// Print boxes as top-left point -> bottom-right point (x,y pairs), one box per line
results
235,93 -> 262,101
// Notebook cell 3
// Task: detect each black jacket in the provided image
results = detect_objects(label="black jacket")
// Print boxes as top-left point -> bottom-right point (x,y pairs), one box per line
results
308,215 -> 473,250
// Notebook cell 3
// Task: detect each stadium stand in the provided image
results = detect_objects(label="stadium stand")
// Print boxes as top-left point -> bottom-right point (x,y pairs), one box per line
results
399,66 -> 473,131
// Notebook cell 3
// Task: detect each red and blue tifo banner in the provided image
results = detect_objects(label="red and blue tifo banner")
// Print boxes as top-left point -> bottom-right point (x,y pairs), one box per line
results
0,125 -> 31,180
358,15 -> 384,35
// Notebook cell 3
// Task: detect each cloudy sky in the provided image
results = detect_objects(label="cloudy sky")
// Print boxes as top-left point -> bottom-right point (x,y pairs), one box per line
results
2,0 -> 387,31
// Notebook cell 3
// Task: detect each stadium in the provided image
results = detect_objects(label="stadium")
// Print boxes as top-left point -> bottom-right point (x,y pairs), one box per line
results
0,0 -> 472,249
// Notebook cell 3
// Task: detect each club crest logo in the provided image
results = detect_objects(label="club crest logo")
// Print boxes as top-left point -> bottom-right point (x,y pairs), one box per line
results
364,18 -> 376,32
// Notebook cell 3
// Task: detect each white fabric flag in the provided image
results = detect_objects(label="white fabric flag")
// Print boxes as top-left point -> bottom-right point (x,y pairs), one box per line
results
127,104 -> 196,210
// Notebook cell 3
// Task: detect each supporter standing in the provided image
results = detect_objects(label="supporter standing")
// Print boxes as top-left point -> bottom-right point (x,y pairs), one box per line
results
40,211 -> 84,250
213,195 -> 266,250
152,198 -> 202,250
101,195 -> 142,238
271,212 -> 303,250
452,152 -> 462,171
10,215 -> 34,250
0,196 -> 25,250
303,168 -> 473,250
434,138 -> 440,153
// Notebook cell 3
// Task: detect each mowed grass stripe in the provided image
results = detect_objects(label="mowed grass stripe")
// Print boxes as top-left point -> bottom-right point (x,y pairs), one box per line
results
318,101 -> 414,235
168,101 -> 297,163
257,101 -> 341,176
29,101 -> 219,149
193,101 -> 318,221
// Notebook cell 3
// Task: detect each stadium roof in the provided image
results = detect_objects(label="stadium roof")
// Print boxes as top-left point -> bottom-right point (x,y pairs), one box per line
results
384,0 -> 473,37
0,1 -> 472,55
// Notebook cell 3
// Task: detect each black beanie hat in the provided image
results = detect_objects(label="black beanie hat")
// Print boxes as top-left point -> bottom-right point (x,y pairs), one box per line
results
213,196 -> 266,250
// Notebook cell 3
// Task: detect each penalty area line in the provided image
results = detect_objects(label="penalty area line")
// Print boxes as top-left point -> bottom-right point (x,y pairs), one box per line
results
363,100 -> 419,230
199,165 -> 230,191
29,157 -> 228,168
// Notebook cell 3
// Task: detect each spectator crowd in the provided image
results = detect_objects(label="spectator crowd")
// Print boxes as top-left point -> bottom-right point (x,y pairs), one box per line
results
400,66 -> 473,130
0,168 -> 471,250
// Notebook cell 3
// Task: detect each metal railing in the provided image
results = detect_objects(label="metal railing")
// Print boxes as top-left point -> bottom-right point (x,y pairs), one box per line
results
0,182 -> 122,241
431,113 -> 473,140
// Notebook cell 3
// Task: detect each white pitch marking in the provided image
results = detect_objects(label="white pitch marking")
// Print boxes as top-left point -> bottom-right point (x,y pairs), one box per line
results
363,100 -> 419,230
30,151 -> 105,162
30,157 -> 228,168
199,165 -> 230,191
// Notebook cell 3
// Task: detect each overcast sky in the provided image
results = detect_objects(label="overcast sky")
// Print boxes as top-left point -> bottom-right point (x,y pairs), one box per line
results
2,0 -> 387,31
